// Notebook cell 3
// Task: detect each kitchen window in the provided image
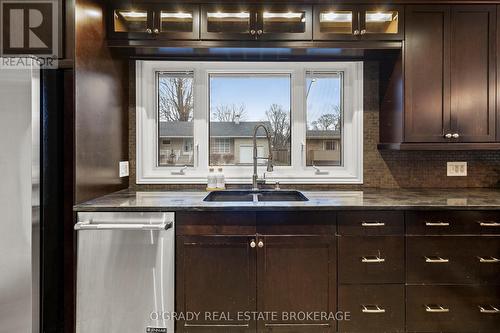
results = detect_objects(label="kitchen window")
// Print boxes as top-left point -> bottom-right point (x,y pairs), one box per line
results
137,61 -> 363,184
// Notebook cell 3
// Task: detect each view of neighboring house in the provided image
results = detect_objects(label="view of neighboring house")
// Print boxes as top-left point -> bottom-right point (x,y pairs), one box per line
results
158,121 -> 273,166
159,121 -> 340,167
306,129 -> 341,166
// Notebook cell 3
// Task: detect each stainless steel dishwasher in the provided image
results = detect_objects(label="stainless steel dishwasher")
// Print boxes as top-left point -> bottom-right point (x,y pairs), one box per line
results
75,212 -> 175,333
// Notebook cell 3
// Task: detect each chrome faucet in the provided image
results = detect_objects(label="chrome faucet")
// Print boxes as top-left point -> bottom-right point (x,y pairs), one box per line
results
252,124 -> 274,190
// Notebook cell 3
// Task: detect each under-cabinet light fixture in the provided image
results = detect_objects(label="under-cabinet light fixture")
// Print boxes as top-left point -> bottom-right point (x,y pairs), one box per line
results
207,12 -> 250,19
118,11 -> 147,19
366,12 -> 396,22
320,12 -> 352,22
161,12 -> 193,19
263,11 -> 304,20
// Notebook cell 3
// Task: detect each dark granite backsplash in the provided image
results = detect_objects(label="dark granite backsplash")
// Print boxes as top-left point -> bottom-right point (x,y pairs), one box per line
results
128,61 -> 500,190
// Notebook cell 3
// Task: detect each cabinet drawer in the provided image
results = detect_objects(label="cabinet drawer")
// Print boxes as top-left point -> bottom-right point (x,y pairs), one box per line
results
257,211 -> 336,235
407,285 -> 500,333
407,211 -> 500,235
407,236 -> 500,284
339,236 -> 404,284
338,211 -> 404,236
338,285 -> 405,333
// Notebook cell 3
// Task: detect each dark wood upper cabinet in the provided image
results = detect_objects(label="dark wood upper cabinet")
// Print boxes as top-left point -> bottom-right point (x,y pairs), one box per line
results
314,5 -> 403,41
257,5 -> 312,41
107,3 -> 200,40
108,4 -> 155,40
450,5 -> 496,142
405,6 -> 451,143
200,4 -> 257,41
201,4 -> 312,41
404,5 -> 497,144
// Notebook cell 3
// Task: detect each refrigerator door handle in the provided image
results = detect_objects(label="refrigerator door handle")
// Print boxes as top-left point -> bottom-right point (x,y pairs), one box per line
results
74,221 -> 173,231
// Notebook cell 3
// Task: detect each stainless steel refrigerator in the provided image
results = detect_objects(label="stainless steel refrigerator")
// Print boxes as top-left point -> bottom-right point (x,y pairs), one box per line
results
0,66 -> 40,333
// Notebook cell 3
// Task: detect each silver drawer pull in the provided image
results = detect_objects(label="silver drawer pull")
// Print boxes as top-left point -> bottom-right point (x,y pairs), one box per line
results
478,256 -> 500,263
425,304 -> 450,313
479,305 -> 500,314
425,221 -> 450,227
75,221 -> 172,231
362,305 -> 386,314
361,221 -> 385,227
478,221 -> 500,227
361,256 -> 385,263
425,256 -> 449,263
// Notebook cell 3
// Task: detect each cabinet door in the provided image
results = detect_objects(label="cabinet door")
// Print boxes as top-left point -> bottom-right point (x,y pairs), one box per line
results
201,5 -> 257,40
405,6 -> 451,142
257,5 -> 312,41
108,4 -> 155,40
359,5 -> 404,40
313,5 -> 359,41
450,6 -> 496,142
176,235 -> 257,332
154,4 -> 200,40
256,235 -> 336,332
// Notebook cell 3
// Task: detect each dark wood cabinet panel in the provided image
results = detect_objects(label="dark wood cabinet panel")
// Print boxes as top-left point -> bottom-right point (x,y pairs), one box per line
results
337,211 -> 404,236
176,235 -> 257,332
338,285 -> 405,333
176,211 -> 256,236
407,236 -> 500,284
407,285 -> 500,333
256,211 -> 335,235
404,6 -> 451,143
450,5 -> 496,142
339,236 -> 404,284
256,235 -> 336,332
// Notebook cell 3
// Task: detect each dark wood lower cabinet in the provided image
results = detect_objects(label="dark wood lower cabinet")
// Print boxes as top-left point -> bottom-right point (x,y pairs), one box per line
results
338,285 -> 405,333
257,235 -> 337,332
407,285 -> 500,333
176,210 -> 500,333
176,235 -> 257,332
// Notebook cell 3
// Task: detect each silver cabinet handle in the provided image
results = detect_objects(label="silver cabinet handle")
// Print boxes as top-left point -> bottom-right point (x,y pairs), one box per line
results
353,29 -> 360,35
452,133 -> 459,138
257,29 -> 263,35
250,29 -> 256,35
258,240 -> 264,248
146,28 -> 152,34
425,256 -> 449,263
362,305 -> 386,313
361,255 -> 385,263
75,221 -> 172,231
250,239 -> 256,248
361,221 -> 385,227
360,29 -> 366,35
478,256 -> 500,263
153,28 -> 159,34
425,221 -> 450,227
478,221 -> 500,227
425,304 -> 450,313
444,133 -> 452,138
479,305 -> 500,314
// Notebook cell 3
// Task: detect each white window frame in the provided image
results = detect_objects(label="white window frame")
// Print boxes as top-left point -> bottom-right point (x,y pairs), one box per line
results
136,61 -> 363,184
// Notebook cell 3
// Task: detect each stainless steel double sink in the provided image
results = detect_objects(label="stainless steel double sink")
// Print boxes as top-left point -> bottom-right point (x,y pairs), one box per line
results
203,190 -> 309,202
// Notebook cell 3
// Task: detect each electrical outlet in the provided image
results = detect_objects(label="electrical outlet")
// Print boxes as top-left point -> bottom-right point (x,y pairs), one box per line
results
119,161 -> 129,177
447,162 -> 467,177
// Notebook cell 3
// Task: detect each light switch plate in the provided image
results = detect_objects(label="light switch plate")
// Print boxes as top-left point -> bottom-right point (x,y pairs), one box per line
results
119,161 -> 129,177
447,162 -> 467,177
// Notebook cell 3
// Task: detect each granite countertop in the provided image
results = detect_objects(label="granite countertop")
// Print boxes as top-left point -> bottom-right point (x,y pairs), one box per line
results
74,188 -> 500,211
